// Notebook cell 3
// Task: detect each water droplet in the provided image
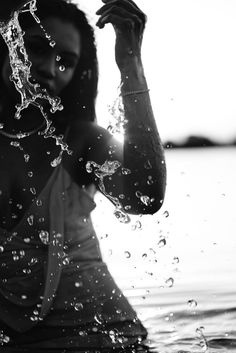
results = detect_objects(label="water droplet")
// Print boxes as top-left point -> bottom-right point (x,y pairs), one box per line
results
163,210 -> 169,218
144,160 -> 152,169
94,313 -> 103,324
140,195 -> 151,206
45,33 -> 51,40
121,168 -> 131,175
118,194 -> 125,199
74,302 -> 83,311
86,162 -> 93,173
30,187 -> 36,195
108,329 -> 125,344
19,250 -> 25,257
114,209 -> 131,224
51,155 -> 62,167
24,154 -> 30,162
29,258 -> 38,266
75,281 -> 83,288
30,316 -> 39,322
59,65 -> 65,72
39,230 -> 49,245
124,251 -> 131,258
0,246 -> 4,253
56,55 -> 61,61
36,199 -> 42,206
147,176 -> 154,185
188,299 -> 197,308
23,268 -> 31,274
49,40 -> 56,47
62,257 -> 70,265
132,220 -> 142,230
10,141 -> 20,148
196,326 -> 205,335
165,277 -> 174,287
158,237 -> 166,248
172,256 -> 179,264
0,331 -> 10,345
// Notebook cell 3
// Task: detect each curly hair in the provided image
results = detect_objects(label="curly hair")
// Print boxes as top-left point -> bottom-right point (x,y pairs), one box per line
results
0,0 -> 98,124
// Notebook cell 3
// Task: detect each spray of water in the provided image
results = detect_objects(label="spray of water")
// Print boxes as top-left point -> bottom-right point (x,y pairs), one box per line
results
0,0 -> 72,166
86,160 -> 131,224
107,85 -> 127,137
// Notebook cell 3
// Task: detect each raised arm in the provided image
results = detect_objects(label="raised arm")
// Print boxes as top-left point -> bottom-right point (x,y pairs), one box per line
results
94,0 -> 166,215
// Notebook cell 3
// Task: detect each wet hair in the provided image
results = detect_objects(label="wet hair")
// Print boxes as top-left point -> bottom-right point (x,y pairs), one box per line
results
0,0 -> 98,124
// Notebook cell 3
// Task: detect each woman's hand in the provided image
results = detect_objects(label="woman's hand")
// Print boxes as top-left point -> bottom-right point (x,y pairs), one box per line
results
96,0 -> 146,69
0,0 -> 30,22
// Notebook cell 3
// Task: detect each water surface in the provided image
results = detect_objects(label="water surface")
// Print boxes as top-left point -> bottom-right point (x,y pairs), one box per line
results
93,147 -> 236,352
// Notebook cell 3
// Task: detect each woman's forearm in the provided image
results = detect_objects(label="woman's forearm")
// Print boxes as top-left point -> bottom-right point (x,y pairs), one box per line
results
120,58 -> 167,214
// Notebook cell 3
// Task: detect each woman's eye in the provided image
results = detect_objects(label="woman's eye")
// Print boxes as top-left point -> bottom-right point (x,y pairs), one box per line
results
58,58 -> 76,70
25,42 -> 46,55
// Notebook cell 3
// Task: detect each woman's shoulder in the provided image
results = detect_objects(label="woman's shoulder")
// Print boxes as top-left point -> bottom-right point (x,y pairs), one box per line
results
62,120 -> 112,185
67,120 -> 109,140
66,120 -> 113,153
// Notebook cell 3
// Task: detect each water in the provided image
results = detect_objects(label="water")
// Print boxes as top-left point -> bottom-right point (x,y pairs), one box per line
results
0,1 -> 72,167
93,147 -> 236,352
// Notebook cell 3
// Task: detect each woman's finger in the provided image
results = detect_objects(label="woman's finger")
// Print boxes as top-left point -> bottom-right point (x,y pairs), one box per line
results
96,7 -> 143,31
96,2 -> 146,27
102,0 -> 140,11
96,13 -> 138,30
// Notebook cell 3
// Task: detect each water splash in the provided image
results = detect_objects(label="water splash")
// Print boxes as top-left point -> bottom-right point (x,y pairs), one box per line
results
188,299 -> 198,308
158,237 -> 167,248
196,326 -> 208,352
107,85 -> 127,137
39,230 -> 49,245
165,277 -> 174,287
86,160 -> 131,223
0,1 -> 72,166
0,2 -> 62,119
0,331 -> 10,345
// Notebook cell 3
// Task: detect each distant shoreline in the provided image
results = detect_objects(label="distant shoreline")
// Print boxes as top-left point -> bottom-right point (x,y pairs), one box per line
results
163,135 -> 236,149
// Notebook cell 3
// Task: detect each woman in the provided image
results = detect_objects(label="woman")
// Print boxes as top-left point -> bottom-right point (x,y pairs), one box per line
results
0,0 -> 166,350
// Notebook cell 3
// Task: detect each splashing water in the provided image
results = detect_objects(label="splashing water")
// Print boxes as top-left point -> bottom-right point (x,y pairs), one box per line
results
107,85 -> 127,137
0,0 -> 72,166
86,160 -> 131,223
0,331 -> 10,345
196,326 -> 209,352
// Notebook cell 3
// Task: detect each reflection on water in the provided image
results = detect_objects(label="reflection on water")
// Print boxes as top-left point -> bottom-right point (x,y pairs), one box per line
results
93,147 -> 236,353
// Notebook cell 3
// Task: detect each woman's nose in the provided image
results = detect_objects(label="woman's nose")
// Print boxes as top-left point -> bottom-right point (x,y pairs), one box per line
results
36,56 -> 57,80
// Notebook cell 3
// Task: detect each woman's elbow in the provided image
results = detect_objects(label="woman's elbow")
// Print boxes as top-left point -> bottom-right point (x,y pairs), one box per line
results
127,184 -> 166,216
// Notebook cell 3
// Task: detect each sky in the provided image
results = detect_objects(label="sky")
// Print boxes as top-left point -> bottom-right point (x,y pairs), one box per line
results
76,0 -> 236,143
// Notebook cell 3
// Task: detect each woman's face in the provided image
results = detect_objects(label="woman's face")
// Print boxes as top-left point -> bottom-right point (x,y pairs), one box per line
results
2,17 -> 81,98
